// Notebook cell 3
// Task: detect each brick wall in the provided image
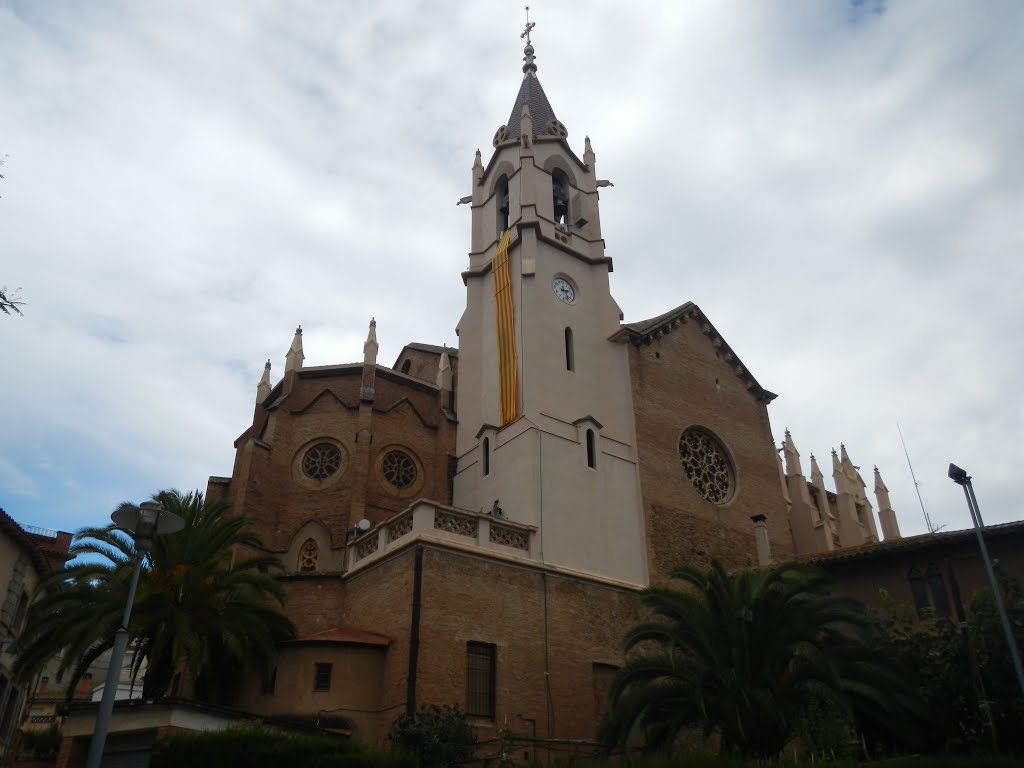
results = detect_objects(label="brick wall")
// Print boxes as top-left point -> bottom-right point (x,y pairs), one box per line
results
220,368 -> 456,559
629,319 -> 794,583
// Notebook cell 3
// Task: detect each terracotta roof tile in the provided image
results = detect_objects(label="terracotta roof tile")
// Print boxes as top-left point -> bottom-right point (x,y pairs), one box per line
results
283,626 -> 391,647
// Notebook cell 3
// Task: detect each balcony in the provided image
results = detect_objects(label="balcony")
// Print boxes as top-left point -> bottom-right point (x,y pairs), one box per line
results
346,501 -> 537,572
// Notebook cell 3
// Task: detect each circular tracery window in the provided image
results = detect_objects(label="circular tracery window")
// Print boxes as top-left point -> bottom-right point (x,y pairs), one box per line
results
298,538 -> 319,572
381,450 -> 417,489
678,428 -> 734,504
302,443 -> 343,480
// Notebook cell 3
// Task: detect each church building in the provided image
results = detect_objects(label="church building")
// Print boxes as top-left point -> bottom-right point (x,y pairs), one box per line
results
206,27 -> 903,746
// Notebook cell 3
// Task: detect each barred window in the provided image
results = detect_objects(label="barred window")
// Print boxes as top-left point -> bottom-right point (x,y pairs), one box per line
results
466,642 -> 496,718
314,663 -> 332,692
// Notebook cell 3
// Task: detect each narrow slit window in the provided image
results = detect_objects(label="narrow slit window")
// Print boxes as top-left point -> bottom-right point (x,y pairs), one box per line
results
401,360 -> 411,374
564,327 -> 574,371
482,437 -> 490,476
497,176 -> 510,233
552,169 -> 570,226
586,429 -> 596,468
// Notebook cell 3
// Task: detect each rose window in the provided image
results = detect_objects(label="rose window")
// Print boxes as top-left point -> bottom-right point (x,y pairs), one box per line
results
678,428 -> 734,504
382,450 -> 417,489
302,443 -> 343,480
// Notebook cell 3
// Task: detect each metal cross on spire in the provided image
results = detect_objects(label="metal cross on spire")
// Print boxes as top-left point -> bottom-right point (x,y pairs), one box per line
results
521,5 -> 535,45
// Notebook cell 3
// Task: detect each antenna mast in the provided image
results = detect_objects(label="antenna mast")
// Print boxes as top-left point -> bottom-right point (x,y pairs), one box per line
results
897,422 -> 935,533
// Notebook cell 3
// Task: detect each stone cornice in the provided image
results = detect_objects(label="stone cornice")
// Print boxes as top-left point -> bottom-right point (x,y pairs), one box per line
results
611,302 -> 778,404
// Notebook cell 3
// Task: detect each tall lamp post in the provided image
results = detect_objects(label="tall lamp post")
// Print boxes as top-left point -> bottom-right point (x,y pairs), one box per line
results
947,464 -> 1024,700
85,501 -> 184,768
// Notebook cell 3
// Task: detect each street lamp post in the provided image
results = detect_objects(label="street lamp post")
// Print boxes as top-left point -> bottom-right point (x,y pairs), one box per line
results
947,464 -> 1024,700
85,501 -> 184,768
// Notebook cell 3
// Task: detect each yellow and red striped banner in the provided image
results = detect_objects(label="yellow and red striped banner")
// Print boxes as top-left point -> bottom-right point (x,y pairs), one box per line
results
492,229 -> 519,426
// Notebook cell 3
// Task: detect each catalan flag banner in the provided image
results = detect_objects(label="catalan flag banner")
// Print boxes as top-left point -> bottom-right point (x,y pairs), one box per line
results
492,229 -> 519,426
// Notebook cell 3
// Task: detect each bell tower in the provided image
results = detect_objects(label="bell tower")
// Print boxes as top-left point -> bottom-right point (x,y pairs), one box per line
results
453,22 -> 648,586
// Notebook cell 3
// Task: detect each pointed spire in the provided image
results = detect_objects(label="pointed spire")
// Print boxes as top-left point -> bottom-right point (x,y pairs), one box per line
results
473,148 -> 483,185
363,317 -> 378,366
584,135 -> 595,167
437,345 -> 453,392
360,318 -> 378,402
776,448 -> 791,505
503,14 -> 561,142
520,6 -> 537,74
840,442 -> 867,490
809,453 -> 823,482
873,466 -> 892,509
285,326 -> 304,373
782,429 -> 802,476
809,454 -> 836,522
874,466 -> 901,540
840,443 -> 852,465
256,359 -> 272,404
831,448 -> 848,494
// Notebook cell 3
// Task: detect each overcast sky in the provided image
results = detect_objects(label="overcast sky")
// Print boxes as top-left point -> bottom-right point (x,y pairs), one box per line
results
1,1 -> 1020,542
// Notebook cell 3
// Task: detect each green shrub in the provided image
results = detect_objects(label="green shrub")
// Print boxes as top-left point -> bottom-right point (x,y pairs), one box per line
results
150,721 -> 414,768
387,704 -> 476,768
18,724 -> 62,759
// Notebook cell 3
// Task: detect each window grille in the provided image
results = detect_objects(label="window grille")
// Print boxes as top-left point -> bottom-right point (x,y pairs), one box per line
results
314,663 -> 332,691
466,642 -> 496,718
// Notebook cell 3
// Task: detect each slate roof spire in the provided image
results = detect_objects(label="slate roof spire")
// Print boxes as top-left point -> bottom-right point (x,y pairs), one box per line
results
503,10 -> 563,142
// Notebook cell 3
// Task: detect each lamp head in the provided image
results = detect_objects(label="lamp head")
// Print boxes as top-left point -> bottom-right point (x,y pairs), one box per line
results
111,500 -> 185,550
134,501 -> 163,540
948,463 -> 970,486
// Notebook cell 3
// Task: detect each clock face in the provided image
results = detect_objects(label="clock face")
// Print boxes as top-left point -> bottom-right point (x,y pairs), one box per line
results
552,277 -> 576,304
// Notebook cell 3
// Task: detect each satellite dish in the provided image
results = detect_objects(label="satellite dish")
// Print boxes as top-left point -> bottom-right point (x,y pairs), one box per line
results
356,518 -> 371,532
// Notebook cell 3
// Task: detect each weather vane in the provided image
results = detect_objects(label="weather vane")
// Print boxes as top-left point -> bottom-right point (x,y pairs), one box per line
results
521,5 -> 535,45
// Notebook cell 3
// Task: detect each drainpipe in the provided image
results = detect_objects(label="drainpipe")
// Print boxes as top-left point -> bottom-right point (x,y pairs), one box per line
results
406,544 -> 424,714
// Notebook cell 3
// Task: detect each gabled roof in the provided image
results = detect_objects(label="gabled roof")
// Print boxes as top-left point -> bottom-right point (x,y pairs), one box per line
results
393,342 -> 458,371
611,302 -> 777,404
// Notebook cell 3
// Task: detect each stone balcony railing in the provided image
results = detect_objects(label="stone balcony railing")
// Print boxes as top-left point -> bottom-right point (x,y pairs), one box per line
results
346,501 -> 538,572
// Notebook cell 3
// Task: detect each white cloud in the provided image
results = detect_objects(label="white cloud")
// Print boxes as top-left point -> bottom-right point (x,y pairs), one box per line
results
1,0 -> 1021,537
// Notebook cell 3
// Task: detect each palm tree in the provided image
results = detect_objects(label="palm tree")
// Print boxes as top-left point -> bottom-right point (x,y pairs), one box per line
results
602,560 -> 919,757
14,489 -> 295,703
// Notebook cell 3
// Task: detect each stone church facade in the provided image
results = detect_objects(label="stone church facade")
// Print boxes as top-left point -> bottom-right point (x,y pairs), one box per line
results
206,35 -> 904,746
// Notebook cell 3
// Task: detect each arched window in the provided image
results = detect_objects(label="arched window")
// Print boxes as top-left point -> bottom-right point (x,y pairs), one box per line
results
552,169 -> 570,226
564,327 -> 574,371
586,429 -> 596,468
298,539 -> 319,572
926,563 -> 951,617
496,175 -> 510,234
482,437 -> 490,476
401,360 -> 411,374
